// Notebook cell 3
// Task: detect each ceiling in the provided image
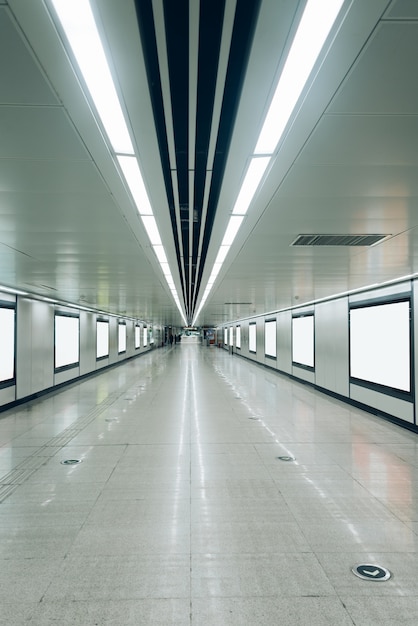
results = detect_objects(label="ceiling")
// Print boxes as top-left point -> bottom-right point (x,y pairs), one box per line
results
1,0 -> 417,327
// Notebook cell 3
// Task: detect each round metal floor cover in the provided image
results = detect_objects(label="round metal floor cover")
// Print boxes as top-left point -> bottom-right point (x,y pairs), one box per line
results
248,417 -> 260,420
105,418 -> 119,422
352,564 -> 391,581
61,459 -> 82,465
277,455 -> 295,462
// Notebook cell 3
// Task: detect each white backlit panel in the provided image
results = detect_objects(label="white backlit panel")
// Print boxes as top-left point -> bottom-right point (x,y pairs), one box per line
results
350,300 -> 410,392
236,325 -> 241,349
96,320 -> 109,358
135,325 -> 141,348
143,327 -> 148,346
224,328 -> 228,344
0,307 -> 15,382
265,319 -> 277,358
55,314 -> 79,368
292,315 -> 314,367
118,323 -> 126,353
229,326 -> 233,346
249,323 -> 257,353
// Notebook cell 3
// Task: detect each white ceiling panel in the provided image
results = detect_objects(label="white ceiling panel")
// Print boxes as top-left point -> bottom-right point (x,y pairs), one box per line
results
384,0 -> 418,19
0,8 -> 58,104
329,23 -> 418,115
0,107 -> 90,159
299,115 -> 418,166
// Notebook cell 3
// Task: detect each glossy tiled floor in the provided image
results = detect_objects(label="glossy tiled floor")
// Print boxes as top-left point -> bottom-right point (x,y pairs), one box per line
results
1,340 -> 418,624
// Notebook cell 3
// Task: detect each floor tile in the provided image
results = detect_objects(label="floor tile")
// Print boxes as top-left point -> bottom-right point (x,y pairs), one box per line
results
191,597 -> 353,626
341,596 -> 418,625
30,599 -> 191,625
0,558 -> 63,603
191,553 -> 335,597
44,554 -> 190,600
191,521 -> 310,554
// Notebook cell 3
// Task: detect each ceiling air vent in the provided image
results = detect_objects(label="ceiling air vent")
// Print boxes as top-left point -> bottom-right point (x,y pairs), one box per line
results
291,234 -> 389,247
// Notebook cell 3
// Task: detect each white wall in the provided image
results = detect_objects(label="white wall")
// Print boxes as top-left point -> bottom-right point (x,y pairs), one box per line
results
221,280 -> 416,427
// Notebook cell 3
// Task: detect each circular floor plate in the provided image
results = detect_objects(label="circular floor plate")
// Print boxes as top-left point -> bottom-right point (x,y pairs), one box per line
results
352,564 -> 391,581
61,459 -> 82,465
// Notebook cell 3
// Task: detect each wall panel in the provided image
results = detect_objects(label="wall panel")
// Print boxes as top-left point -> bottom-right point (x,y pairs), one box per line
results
315,297 -> 349,396
80,311 -> 96,375
16,299 -> 54,399
277,310 -> 292,374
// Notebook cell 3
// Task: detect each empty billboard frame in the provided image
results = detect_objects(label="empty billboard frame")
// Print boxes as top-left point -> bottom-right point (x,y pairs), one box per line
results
236,325 -> 241,349
55,312 -> 79,370
135,324 -> 141,349
249,322 -> 257,353
292,313 -> 314,369
265,319 -> 277,358
349,296 -> 412,396
0,303 -> 16,385
118,322 -> 127,354
96,319 -> 109,360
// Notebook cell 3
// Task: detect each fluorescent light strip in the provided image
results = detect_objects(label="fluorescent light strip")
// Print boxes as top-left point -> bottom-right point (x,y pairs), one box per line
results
51,0 -> 134,154
215,246 -> 230,265
221,216 -> 244,246
160,262 -> 172,276
232,157 -> 271,215
255,0 -> 345,155
117,156 -> 153,215
141,216 -> 162,246
153,245 -> 168,264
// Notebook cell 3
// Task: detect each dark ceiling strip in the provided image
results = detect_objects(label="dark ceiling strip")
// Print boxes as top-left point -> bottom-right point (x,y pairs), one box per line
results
133,0 -> 187,305
163,0 -> 190,299
193,0 -> 226,273
193,0 -> 263,314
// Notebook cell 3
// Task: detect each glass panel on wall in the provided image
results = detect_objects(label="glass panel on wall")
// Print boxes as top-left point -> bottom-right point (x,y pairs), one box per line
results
292,315 -> 314,368
96,320 -> 109,359
135,325 -> 141,349
350,299 -> 410,392
249,322 -> 257,353
265,319 -> 277,358
55,313 -> 79,369
118,323 -> 126,353
0,306 -> 15,382
143,326 -> 148,346
236,325 -> 241,349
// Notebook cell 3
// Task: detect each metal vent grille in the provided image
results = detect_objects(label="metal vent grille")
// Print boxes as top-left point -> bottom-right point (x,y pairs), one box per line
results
291,234 -> 389,247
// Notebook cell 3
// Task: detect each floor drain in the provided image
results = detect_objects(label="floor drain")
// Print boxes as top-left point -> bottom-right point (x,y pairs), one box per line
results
352,564 -> 391,581
248,417 -> 260,420
105,418 -> 119,422
61,459 -> 82,465
277,456 -> 295,462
